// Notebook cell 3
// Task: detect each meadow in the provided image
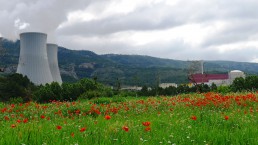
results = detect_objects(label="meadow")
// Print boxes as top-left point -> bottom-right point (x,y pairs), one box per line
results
0,92 -> 257,145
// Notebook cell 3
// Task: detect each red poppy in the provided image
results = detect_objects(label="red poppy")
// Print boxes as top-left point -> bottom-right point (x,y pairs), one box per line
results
56,125 -> 62,130
224,115 -> 229,120
40,115 -> 45,119
23,118 -> 28,123
4,116 -> 10,121
1,108 -> 7,113
122,126 -> 129,132
11,124 -> 16,128
105,115 -> 111,120
191,116 -> 197,120
71,132 -> 75,137
80,127 -> 86,132
142,121 -> 151,126
95,109 -> 101,115
16,119 -> 21,123
145,126 -> 151,132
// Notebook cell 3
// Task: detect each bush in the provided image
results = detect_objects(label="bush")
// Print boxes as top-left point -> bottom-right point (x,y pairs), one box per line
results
8,97 -> 23,104
217,86 -> 231,94
79,90 -> 103,100
91,97 -> 112,104
33,78 -> 114,102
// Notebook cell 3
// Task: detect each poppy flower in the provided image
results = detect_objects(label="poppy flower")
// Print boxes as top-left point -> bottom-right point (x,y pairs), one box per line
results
40,115 -> 45,119
224,115 -> 229,120
23,118 -> 28,123
71,132 -> 75,137
142,121 -> 151,126
191,116 -> 197,120
122,126 -> 129,132
145,127 -> 151,132
105,115 -> 111,120
16,119 -> 21,123
80,127 -> 86,132
4,116 -> 9,121
11,124 -> 16,128
56,125 -> 62,130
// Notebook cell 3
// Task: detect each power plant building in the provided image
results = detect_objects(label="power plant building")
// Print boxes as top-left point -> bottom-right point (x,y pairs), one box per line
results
17,32 -> 54,85
47,43 -> 62,84
189,70 -> 245,86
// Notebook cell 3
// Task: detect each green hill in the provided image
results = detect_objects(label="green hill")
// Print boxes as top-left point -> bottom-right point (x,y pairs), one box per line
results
1,38 -> 258,86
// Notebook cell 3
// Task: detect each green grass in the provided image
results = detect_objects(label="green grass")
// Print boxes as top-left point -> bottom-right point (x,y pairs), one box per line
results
0,92 -> 257,144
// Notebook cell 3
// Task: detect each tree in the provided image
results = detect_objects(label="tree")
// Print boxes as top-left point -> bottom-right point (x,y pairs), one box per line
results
139,85 -> 149,96
210,83 -> 217,91
245,75 -> 258,91
0,73 -> 35,102
231,77 -> 245,92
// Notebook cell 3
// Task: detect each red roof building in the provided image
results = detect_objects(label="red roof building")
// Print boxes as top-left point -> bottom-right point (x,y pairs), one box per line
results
189,73 -> 229,84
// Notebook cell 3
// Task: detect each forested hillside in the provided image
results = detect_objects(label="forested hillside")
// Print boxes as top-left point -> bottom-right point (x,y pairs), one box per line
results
1,38 -> 258,86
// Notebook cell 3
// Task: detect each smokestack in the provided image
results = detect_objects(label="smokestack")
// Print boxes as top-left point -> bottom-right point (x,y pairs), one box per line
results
47,43 -> 62,84
0,37 -> 3,51
17,32 -> 53,85
201,60 -> 204,74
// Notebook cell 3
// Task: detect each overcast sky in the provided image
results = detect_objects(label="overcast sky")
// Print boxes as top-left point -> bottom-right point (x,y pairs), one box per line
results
1,0 -> 258,62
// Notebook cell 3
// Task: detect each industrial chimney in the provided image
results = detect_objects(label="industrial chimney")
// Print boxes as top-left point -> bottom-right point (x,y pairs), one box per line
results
47,43 -> 62,84
17,32 -> 53,85
0,37 -> 2,48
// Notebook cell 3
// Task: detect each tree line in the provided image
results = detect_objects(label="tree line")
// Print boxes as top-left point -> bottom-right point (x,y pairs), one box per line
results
0,73 -> 113,103
0,73 -> 258,103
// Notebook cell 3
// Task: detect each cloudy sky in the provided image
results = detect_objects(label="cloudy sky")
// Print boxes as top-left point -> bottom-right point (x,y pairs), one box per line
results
1,0 -> 258,62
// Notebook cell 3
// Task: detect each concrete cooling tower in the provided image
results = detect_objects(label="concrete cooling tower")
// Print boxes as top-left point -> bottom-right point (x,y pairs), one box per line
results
47,43 -> 62,84
17,32 -> 53,85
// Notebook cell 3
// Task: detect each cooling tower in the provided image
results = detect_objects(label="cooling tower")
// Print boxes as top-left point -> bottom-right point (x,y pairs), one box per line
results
17,32 -> 53,85
47,43 -> 62,84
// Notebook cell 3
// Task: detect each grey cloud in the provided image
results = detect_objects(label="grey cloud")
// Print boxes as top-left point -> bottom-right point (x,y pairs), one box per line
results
57,4 -> 183,36
1,0 -> 258,62
58,35 -> 133,54
202,19 -> 258,47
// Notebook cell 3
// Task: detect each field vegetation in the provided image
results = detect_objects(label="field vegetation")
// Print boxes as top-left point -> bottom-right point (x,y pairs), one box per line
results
0,92 -> 257,144
0,74 -> 258,144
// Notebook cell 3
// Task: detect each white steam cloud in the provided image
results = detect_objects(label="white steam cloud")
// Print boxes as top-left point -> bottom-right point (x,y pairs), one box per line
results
14,19 -> 30,30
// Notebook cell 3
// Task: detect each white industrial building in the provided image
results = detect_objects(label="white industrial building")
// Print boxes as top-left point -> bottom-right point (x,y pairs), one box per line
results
17,32 -> 62,85
159,83 -> 177,88
228,70 -> 245,84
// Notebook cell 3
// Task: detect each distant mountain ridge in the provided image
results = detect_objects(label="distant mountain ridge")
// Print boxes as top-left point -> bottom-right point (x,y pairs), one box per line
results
1,38 -> 258,86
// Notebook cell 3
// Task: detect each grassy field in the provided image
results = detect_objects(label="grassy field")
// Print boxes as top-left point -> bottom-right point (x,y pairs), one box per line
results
0,92 -> 257,145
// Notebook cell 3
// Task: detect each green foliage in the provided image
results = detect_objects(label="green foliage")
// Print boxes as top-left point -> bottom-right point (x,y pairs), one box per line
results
230,75 -> 258,92
139,83 -> 215,96
244,75 -> 258,91
0,93 -> 257,144
33,78 -> 113,102
8,97 -> 23,104
3,38 -> 258,86
91,97 -> 112,104
116,90 -> 137,97
0,73 -> 35,102
217,86 -> 231,94
231,77 -> 245,92
79,90 -> 104,100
